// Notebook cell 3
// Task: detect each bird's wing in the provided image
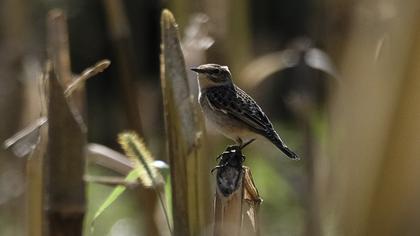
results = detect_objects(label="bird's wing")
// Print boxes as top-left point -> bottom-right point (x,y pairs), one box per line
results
205,86 -> 299,160
206,86 -> 273,134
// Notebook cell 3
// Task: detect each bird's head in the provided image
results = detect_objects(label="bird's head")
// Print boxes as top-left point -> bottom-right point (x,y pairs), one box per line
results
191,64 -> 232,88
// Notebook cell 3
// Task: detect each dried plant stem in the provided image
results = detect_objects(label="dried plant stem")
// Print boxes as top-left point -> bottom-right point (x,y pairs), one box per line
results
44,55 -> 87,236
47,9 -> 72,87
160,9 -> 210,236
214,183 -> 244,236
26,124 -> 47,236
44,9 -> 87,236
213,147 -> 261,236
64,60 -> 110,97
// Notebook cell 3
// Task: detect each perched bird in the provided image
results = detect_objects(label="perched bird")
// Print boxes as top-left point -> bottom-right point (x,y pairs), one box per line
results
191,63 -> 299,160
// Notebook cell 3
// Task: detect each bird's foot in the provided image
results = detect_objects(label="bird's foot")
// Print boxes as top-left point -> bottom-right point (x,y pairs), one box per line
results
239,138 -> 256,150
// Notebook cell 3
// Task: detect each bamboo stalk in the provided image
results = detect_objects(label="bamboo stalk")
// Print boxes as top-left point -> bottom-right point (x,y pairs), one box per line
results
44,57 -> 87,236
160,9 -> 210,236
44,10 -> 87,236
26,63 -> 50,236
26,120 -> 47,236
47,9 -> 87,113
46,10 -> 72,87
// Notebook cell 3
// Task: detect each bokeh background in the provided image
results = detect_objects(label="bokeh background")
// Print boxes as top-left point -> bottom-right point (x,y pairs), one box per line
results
1,0 -> 420,235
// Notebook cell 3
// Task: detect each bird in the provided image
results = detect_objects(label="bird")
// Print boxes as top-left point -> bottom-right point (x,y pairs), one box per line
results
191,63 -> 299,160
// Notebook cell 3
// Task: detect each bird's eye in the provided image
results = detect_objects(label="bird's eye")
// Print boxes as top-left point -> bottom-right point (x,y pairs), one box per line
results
212,68 -> 220,74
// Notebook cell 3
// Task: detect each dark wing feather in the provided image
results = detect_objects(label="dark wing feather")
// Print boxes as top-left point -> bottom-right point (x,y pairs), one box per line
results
205,86 -> 273,135
205,85 -> 299,160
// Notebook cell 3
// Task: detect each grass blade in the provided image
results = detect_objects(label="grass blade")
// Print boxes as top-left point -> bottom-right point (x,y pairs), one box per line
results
90,169 -> 140,229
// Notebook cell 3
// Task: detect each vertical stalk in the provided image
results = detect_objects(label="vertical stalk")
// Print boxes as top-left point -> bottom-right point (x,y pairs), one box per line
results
160,9 -> 210,236
46,10 -> 72,87
44,10 -> 87,236
26,65 -> 49,236
103,0 -> 144,136
26,123 -> 47,236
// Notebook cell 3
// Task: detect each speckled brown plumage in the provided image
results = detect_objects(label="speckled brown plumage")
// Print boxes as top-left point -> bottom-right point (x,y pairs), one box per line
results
192,63 -> 299,160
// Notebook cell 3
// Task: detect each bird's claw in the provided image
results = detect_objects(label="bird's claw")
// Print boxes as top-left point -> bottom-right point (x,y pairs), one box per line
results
239,138 -> 256,150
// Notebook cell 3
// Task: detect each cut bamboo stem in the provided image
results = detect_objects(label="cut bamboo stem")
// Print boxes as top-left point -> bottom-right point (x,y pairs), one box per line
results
214,147 -> 261,236
214,147 -> 244,236
44,53 -> 87,236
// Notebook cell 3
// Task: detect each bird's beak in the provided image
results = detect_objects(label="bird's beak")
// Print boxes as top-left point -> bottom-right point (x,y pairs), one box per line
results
190,67 -> 205,73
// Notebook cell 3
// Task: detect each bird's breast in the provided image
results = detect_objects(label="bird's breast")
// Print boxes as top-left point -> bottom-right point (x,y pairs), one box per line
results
199,93 -> 258,143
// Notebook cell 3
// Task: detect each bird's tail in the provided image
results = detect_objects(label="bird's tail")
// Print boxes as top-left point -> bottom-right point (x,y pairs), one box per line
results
269,134 -> 299,160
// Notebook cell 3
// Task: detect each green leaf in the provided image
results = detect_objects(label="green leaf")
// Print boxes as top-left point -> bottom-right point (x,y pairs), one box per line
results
90,169 -> 140,230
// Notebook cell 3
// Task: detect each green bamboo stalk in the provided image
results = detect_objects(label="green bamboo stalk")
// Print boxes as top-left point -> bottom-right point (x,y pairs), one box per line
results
160,9 -> 210,236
